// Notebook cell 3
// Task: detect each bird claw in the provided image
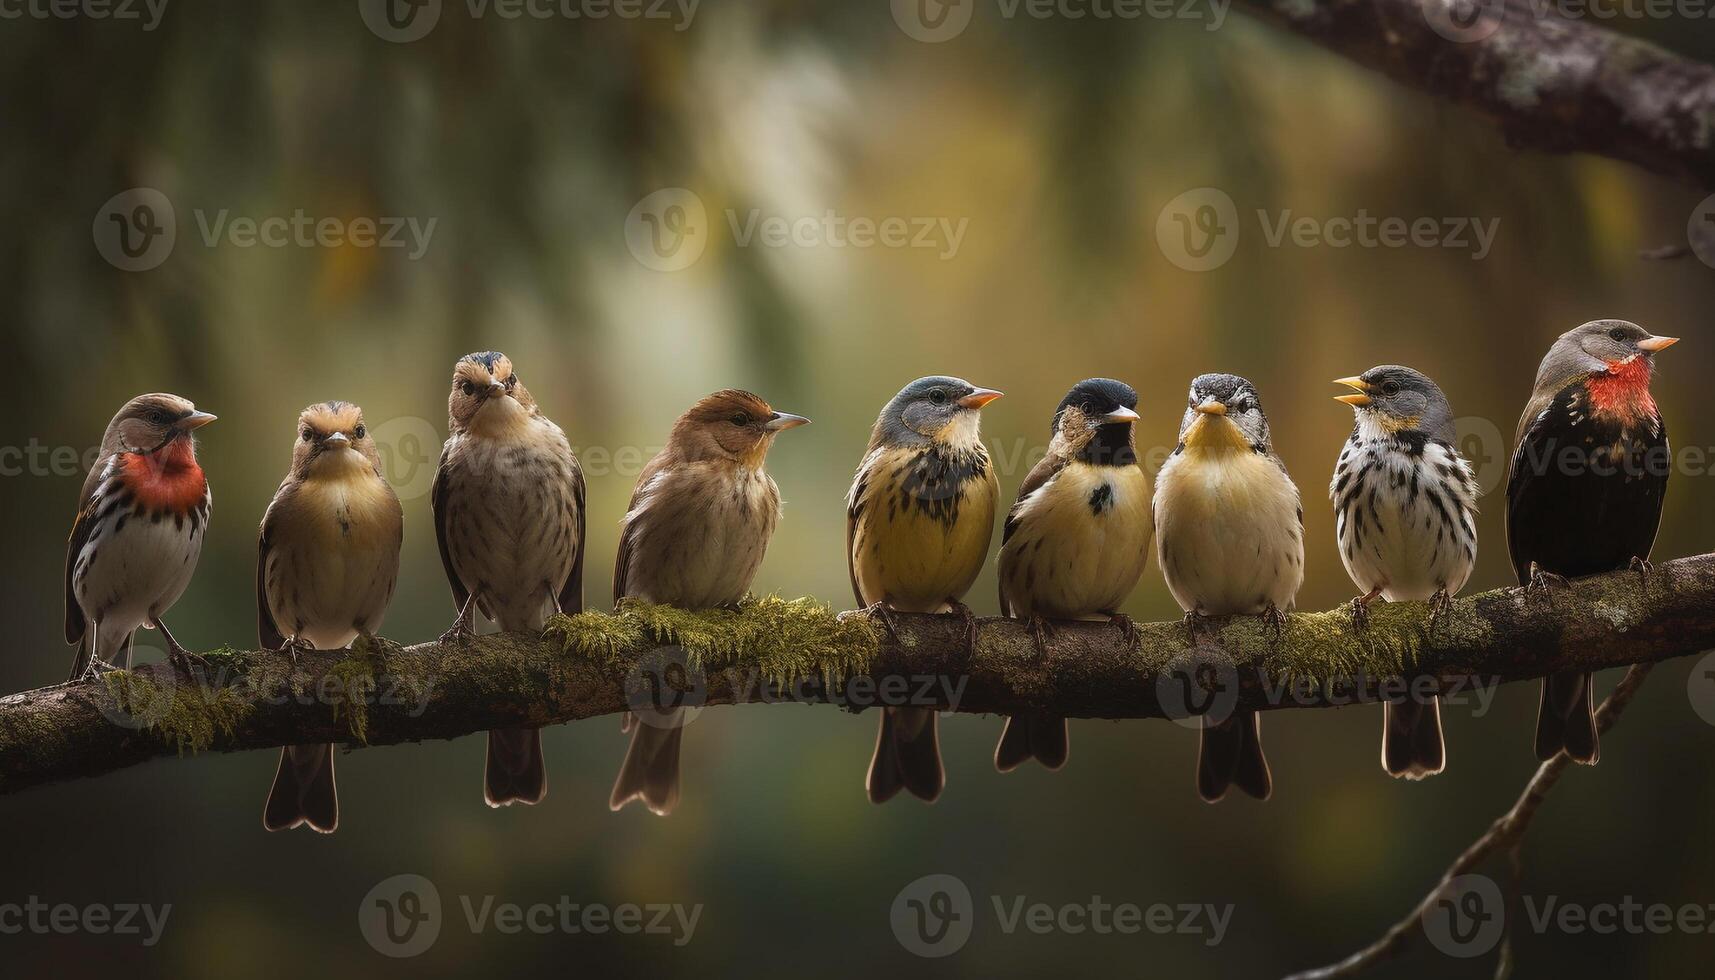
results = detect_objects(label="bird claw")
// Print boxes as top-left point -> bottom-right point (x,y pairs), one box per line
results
275,637 -> 310,668
1629,556 -> 1656,588
1260,603 -> 1288,640
861,602 -> 902,643
1349,596 -> 1372,632
947,600 -> 980,656
356,633 -> 396,673
1025,615 -> 1056,657
1106,611 -> 1140,652
1526,562 -> 1570,604
1426,588 -> 1455,630
168,648 -> 209,677
79,657 -> 121,681
437,621 -> 474,648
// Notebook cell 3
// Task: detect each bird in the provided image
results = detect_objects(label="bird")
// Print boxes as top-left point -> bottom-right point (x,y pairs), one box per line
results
1329,367 -> 1478,779
994,378 -> 1151,772
846,376 -> 1002,804
1506,319 -> 1676,765
258,402 -> 403,834
65,394 -> 216,681
1154,373 -> 1303,803
609,390 -> 810,815
432,351 -> 585,807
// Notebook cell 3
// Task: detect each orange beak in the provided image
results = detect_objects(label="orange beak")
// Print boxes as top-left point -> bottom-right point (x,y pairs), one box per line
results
1332,377 -> 1372,407
958,387 -> 1003,409
1637,335 -> 1680,352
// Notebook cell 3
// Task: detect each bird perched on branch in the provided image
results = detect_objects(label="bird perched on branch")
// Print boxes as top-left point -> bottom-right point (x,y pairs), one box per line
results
258,402 -> 403,834
994,378 -> 1150,772
1507,319 -> 1676,765
1155,374 -> 1303,803
847,376 -> 1002,804
1330,367 -> 1477,780
65,394 -> 216,681
609,390 -> 809,815
433,351 -> 585,807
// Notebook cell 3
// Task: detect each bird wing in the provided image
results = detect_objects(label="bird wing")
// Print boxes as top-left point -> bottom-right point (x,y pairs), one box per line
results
557,456 -> 587,616
613,450 -> 670,606
256,484 -> 289,650
845,454 -> 874,608
997,450 -> 1064,616
430,440 -> 471,614
62,456 -> 109,644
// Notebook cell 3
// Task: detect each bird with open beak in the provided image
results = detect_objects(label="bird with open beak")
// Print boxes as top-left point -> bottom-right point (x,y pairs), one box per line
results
609,390 -> 809,815
994,378 -> 1151,772
1506,319 -> 1677,765
65,394 -> 216,680
433,351 -> 586,807
1330,367 -> 1478,779
1154,374 -> 1303,803
847,376 -> 1002,803
258,402 -> 403,833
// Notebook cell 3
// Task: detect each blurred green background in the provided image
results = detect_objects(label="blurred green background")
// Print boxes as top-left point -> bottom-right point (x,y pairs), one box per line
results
3,0 -> 1715,976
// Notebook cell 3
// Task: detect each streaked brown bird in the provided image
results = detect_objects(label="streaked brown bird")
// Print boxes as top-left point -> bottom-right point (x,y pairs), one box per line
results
65,394 -> 215,680
995,379 -> 1150,772
258,402 -> 403,834
432,351 -> 585,807
609,390 -> 809,815
847,376 -> 1002,804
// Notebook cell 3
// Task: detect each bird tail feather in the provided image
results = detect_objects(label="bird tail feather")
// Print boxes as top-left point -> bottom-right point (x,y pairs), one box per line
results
484,727 -> 547,807
994,712 -> 1069,772
867,707 -> 944,803
1382,697 -> 1446,779
1535,671 -> 1599,765
264,744 -> 338,833
1198,711 -> 1271,802
609,712 -> 683,816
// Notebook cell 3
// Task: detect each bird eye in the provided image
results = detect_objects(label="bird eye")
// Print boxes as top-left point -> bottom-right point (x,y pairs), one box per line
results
148,410 -> 170,425
460,381 -> 476,396
353,424 -> 366,440
1609,327 -> 1629,342
928,388 -> 948,405
1380,381 -> 1400,396
300,427 -> 313,442
730,412 -> 750,427
1081,402 -> 1097,415
504,376 -> 516,389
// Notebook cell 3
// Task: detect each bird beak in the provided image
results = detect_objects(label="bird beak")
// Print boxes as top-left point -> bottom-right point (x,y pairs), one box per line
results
959,388 -> 1003,409
324,431 -> 351,447
1102,406 -> 1140,424
488,379 -> 507,396
177,411 -> 217,431
1638,335 -> 1680,352
1194,398 -> 1227,416
1332,377 -> 1372,407
765,412 -> 811,431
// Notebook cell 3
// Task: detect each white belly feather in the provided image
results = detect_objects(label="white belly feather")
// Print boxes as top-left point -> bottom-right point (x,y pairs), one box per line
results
1155,447 -> 1304,616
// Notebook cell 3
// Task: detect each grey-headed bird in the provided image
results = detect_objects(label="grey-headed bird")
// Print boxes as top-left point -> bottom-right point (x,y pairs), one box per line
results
847,376 -> 1002,803
994,379 -> 1151,772
609,390 -> 809,815
1154,374 -> 1303,802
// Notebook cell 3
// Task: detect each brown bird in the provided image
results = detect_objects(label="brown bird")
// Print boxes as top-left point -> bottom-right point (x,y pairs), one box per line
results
258,402 -> 403,834
609,390 -> 809,815
433,351 -> 585,807
65,394 -> 215,680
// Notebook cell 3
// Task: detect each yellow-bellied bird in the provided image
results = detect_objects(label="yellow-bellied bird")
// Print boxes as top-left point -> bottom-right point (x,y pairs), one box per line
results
609,390 -> 810,815
433,352 -> 585,807
1330,367 -> 1477,779
258,402 -> 403,833
1154,374 -> 1303,802
847,376 -> 1002,803
995,379 -> 1151,772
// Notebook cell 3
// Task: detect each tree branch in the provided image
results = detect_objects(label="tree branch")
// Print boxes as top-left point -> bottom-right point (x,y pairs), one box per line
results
1,554 -> 1711,796
1237,0 -> 1715,190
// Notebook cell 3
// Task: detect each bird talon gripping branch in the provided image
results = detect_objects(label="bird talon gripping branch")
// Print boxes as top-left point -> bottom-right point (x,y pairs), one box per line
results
1630,555 -> 1656,586
1525,562 -> 1571,603
1427,588 -> 1455,629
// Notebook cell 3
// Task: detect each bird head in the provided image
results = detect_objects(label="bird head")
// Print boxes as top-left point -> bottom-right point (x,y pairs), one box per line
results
1178,373 -> 1269,452
105,393 -> 215,456
1333,365 -> 1455,442
291,401 -> 379,478
669,389 -> 809,468
1537,320 -> 1678,390
875,376 -> 1002,452
1053,378 -> 1139,464
448,351 -> 537,434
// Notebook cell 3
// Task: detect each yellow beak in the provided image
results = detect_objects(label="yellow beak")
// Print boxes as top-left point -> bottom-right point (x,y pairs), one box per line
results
1194,399 -> 1226,416
1638,335 -> 1680,352
1332,377 -> 1371,407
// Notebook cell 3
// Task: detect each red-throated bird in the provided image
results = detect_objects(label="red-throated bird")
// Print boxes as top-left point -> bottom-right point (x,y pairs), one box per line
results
609,390 -> 809,815
994,379 -> 1151,772
65,394 -> 215,680
1506,319 -> 1676,765
1154,374 -> 1303,803
1330,367 -> 1478,779
433,352 -> 585,807
847,376 -> 1002,804
258,402 -> 403,833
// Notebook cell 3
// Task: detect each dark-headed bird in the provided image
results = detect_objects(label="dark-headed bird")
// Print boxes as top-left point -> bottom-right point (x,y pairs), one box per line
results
65,394 -> 215,680
1330,367 -> 1478,779
847,376 -> 1002,804
1154,374 -> 1303,803
609,390 -> 809,815
433,351 -> 585,807
258,402 -> 403,833
1506,319 -> 1676,765
994,379 -> 1151,772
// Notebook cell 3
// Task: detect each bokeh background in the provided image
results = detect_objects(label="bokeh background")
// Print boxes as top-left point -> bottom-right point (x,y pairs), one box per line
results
4,1 -> 1715,976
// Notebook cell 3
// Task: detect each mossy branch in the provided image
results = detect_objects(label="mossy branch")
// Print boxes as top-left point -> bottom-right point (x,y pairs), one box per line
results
2,556 -> 1714,796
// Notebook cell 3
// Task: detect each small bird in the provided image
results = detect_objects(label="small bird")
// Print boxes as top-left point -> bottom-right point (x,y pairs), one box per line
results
609,390 -> 809,815
65,394 -> 215,680
994,379 -> 1151,772
1506,319 -> 1676,765
432,352 -> 585,807
847,376 -> 1002,804
1154,374 -> 1303,803
258,402 -> 403,834
1330,367 -> 1478,779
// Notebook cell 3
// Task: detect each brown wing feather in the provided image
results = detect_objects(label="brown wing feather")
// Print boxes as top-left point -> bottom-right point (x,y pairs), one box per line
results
557,460 -> 587,615
997,450 -> 1065,616
430,442 -> 471,614
613,449 -> 672,606
256,489 -> 287,650
63,455 -> 111,644
845,460 -> 872,608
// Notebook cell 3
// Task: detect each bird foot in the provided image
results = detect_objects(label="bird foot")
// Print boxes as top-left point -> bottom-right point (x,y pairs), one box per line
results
356,633 -> 396,672
437,620 -> 474,648
1526,562 -> 1570,604
946,600 -> 980,656
1182,608 -> 1209,642
79,657 -> 122,681
1025,615 -> 1056,658
1629,556 -> 1656,588
861,602 -> 902,643
1260,603 -> 1288,641
275,637 -> 311,668
1348,589 -> 1384,632
1106,611 -> 1140,652
168,648 -> 210,678
1426,588 -> 1455,630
